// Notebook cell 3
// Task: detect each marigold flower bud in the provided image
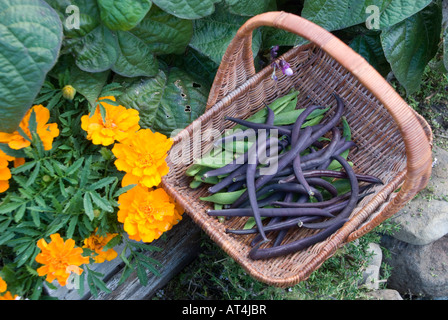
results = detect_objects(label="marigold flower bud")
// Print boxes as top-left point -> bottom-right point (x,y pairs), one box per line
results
62,85 -> 76,101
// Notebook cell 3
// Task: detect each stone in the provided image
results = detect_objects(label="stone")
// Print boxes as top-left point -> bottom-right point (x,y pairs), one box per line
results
365,289 -> 403,300
381,234 -> 448,298
390,146 -> 448,245
360,243 -> 383,290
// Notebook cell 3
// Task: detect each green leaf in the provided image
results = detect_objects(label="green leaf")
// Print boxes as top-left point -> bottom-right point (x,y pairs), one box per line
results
98,0 -> 152,31
349,33 -> 390,77
0,0 -> 63,133
11,160 -> 36,174
102,234 -> 121,251
136,262 -> 148,286
25,161 -> 41,187
14,204 -> 27,223
0,144 -> 27,159
301,0 -> 433,32
189,4 -> 262,64
67,4 -> 191,76
129,5 -> 193,55
69,64 -> 110,108
83,192 -> 94,221
111,31 -> 158,77
261,27 -> 306,49
380,1 -> 442,95
87,271 -> 99,298
30,210 -> 41,227
112,184 -> 137,198
151,0 -> 220,19
15,242 -> 35,267
89,177 -> 118,191
162,47 -> 218,88
117,67 -> 208,136
66,158 -> 84,176
66,215 -> 78,239
224,0 -> 271,16
0,232 -> 15,245
71,25 -> 119,72
0,201 -> 24,214
89,191 -> 114,212
119,248 -> 132,268
378,0 -> 433,29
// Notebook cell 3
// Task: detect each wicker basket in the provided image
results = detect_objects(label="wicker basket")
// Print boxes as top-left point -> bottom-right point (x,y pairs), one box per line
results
161,12 -> 433,288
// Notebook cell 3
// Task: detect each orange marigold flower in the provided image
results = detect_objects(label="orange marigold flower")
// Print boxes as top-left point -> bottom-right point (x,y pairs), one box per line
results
81,96 -> 140,146
0,291 -> 18,300
0,105 -> 59,151
112,129 -> 173,188
13,157 -> 25,168
0,149 -> 14,193
83,229 -> 118,263
0,276 -> 6,293
117,185 -> 183,243
35,233 -> 89,287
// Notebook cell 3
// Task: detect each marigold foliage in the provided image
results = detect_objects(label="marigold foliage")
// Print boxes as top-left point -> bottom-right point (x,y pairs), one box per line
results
35,233 -> 89,287
81,96 -> 140,146
117,185 -> 183,243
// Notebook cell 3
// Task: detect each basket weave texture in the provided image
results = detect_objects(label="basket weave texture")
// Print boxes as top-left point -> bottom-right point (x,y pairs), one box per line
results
161,12 -> 433,287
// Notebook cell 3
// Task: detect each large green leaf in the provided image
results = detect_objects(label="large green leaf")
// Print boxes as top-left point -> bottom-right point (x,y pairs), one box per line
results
150,0 -> 220,19
261,27 -> 307,49
117,68 -> 208,136
69,66 -> 110,108
189,5 -> 262,65
301,0 -> 433,31
67,4 -> 191,77
224,0 -> 271,16
381,1 -> 442,95
378,0 -> 433,28
71,25 -> 119,72
349,33 -> 390,77
162,47 -> 218,88
97,0 -> 151,31
128,5 -> 193,55
0,0 -> 63,133
111,31 -> 158,77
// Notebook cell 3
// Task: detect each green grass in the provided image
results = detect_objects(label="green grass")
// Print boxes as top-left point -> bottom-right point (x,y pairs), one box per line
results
154,221 -> 399,300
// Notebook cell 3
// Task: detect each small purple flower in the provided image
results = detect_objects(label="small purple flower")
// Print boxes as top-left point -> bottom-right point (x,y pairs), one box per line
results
279,60 -> 293,76
269,45 -> 293,80
270,45 -> 279,60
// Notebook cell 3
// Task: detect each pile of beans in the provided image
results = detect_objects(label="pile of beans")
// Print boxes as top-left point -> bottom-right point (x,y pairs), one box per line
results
187,92 -> 382,260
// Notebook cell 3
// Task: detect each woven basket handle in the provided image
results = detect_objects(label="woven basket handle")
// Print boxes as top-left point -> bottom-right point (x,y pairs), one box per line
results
206,11 -> 433,242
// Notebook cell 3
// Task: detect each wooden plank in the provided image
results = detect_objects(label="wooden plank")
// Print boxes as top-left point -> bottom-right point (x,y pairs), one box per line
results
45,215 -> 202,300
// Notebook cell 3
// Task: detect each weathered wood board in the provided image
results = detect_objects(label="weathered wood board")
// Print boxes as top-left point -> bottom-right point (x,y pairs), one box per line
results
45,215 -> 202,300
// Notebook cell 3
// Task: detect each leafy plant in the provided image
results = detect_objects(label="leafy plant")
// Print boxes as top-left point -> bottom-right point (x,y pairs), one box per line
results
303,0 -> 445,95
